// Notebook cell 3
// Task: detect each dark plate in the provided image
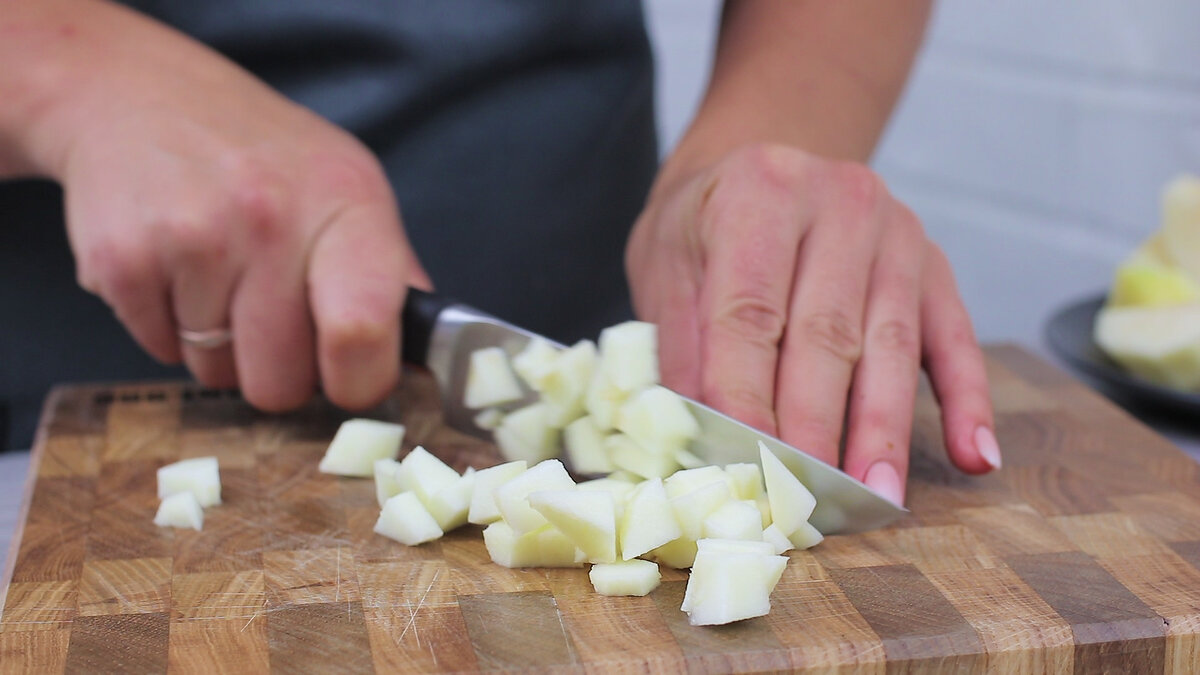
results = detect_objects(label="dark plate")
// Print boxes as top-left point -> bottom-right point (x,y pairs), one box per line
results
1044,293 -> 1200,413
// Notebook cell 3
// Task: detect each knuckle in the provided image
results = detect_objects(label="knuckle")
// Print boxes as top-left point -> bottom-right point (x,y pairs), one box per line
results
798,308 -> 862,364
314,151 -> 389,203
872,318 -> 919,356
218,154 -> 289,243
832,162 -> 884,206
711,293 -> 787,345
76,238 -> 152,300
702,383 -> 775,431
162,215 -> 228,266
725,143 -> 810,193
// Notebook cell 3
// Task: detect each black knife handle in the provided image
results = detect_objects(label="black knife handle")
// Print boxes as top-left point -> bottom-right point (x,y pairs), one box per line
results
401,287 -> 453,367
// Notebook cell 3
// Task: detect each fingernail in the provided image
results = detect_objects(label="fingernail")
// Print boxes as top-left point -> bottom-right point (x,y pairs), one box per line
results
975,426 -> 1002,470
864,461 -> 904,506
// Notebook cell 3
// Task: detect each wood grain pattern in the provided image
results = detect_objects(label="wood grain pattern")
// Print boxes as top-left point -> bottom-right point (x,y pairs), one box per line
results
2,346 -> 1200,673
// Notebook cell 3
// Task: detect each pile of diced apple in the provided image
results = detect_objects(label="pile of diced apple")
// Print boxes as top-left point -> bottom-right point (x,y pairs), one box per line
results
353,432 -> 822,626
465,321 -> 708,478
154,456 -> 222,531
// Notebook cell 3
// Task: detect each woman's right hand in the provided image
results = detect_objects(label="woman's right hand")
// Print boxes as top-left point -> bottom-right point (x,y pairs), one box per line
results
4,0 -> 429,411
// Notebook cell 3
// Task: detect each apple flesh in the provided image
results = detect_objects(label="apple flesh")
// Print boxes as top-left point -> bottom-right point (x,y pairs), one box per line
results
425,468 -> 476,531
702,500 -> 764,541
373,458 -> 403,507
492,459 -> 576,534
759,442 -> 816,536
468,460 -> 528,525
395,446 -> 461,507
598,320 -> 659,392
158,456 -> 222,507
154,491 -> 204,531
482,521 -> 582,568
564,416 -> 613,475
619,477 -> 681,560
527,489 -> 618,563
465,346 -> 524,409
512,337 -> 560,389
374,492 -> 443,546
616,386 -> 699,455
494,402 -> 560,464
589,560 -> 662,597
682,540 -> 787,626
319,419 -> 405,478
1095,304 -> 1200,391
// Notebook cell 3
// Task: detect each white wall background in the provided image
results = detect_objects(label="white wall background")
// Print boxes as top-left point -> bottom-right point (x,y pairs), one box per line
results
643,0 -> 1200,355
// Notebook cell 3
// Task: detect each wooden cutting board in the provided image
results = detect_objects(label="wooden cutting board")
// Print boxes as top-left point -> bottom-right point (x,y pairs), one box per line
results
3,344 -> 1200,674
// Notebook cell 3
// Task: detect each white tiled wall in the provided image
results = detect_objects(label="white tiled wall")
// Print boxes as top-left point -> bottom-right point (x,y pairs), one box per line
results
644,0 -> 1200,352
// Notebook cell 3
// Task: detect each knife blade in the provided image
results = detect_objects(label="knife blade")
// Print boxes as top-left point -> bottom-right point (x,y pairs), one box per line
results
401,288 -> 907,534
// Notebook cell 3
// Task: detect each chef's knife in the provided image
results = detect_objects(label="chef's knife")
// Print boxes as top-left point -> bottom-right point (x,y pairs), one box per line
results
401,288 -> 907,534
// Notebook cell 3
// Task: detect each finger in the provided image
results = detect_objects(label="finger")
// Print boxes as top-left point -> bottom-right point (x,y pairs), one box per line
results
921,243 -> 999,474
840,207 -> 925,505
75,233 -> 181,364
775,165 -> 885,466
230,251 -> 317,411
163,216 -> 240,389
695,160 -> 810,434
308,202 -> 410,410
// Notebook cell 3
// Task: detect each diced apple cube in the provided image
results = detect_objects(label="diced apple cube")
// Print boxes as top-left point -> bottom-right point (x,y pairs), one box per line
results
695,538 -> 775,556
682,546 -> 788,625
598,321 -> 659,392
577,477 -> 635,520
482,521 -> 582,568
318,419 -> 405,477
492,459 -> 576,534
154,491 -> 204,531
619,477 -> 681,560
157,456 -> 222,507
564,416 -> 613,475
664,466 -> 732,500
527,489 -> 617,563
468,460 -> 528,525
589,560 -> 662,597
494,402 -> 560,464
473,408 -> 505,431
512,338 -> 560,389
670,480 -> 733,541
762,524 -> 794,555
539,340 -> 596,427
755,496 -> 772,528
426,468 -> 476,532
584,368 -> 628,431
373,458 -> 403,507
702,500 -> 764,541
607,434 -> 680,479
465,347 -> 524,409
674,448 -> 705,469
616,386 -> 699,454
395,446 -> 461,508
724,463 -> 765,501
650,537 -> 699,569
374,492 -> 443,546
786,521 -> 825,550
759,442 -> 816,536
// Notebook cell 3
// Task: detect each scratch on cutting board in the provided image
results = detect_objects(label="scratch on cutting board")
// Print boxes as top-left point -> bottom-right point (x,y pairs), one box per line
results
398,569 -> 440,646
551,597 -> 578,664
335,546 -> 342,603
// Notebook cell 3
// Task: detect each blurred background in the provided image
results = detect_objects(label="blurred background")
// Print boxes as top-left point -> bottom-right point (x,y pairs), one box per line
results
647,0 -> 1197,350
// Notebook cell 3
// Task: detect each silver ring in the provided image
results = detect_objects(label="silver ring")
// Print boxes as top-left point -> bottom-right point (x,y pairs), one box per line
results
178,327 -> 233,349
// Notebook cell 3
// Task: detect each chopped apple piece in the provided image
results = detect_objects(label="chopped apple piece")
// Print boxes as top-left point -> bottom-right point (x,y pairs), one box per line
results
468,460 -> 528,525
577,478 -> 635,520
724,463 -> 765,501
373,458 -> 403,507
374,492 -> 443,546
527,490 -> 617,563
492,459 -> 576,534
695,538 -> 776,556
607,434 -> 679,479
538,340 -> 596,427
482,521 -> 582,568
318,419 -> 405,477
598,321 -> 659,392
755,496 -> 772,528
465,346 -> 524,409
664,465 -> 732,499
616,386 -> 699,454
651,537 -> 699,569
759,442 -> 816,536
786,521 -> 825,550
674,448 -> 705,469
395,446 -> 461,507
154,492 -> 204,530
619,477 -> 681,560
683,543 -> 788,625
589,560 -> 662,597
670,480 -> 733,541
157,456 -> 222,507
494,402 -> 560,463
473,408 -> 505,431
426,468 -> 477,532
702,500 -> 763,541
762,524 -> 795,555
1162,174 -> 1200,281
512,338 -> 560,389
564,416 -> 613,475
584,368 -> 628,431
606,470 -> 642,484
